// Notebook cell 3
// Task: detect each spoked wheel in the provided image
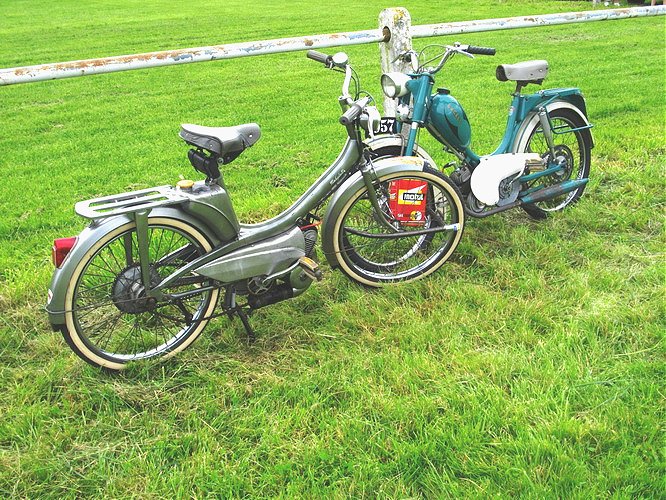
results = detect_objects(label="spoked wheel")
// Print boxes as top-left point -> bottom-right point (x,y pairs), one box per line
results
517,108 -> 592,219
331,167 -> 465,286
62,217 -> 219,370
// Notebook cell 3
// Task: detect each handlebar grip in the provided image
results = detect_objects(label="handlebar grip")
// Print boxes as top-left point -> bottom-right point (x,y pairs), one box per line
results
339,97 -> 370,126
307,50 -> 331,65
467,46 -> 496,56
340,104 -> 362,126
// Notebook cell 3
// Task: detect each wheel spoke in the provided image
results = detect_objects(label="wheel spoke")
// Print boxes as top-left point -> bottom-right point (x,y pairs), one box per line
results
523,113 -> 589,213
96,313 -> 126,351
67,221 -> 218,364
336,172 -> 462,283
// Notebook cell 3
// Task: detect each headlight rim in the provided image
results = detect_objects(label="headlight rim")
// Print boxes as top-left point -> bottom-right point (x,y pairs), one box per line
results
381,72 -> 411,99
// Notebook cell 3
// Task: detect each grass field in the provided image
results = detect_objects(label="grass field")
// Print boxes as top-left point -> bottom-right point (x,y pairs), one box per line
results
0,0 -> 664,497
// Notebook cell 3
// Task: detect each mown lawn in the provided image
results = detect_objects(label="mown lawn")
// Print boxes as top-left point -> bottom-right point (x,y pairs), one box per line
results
0,0 -> 664,497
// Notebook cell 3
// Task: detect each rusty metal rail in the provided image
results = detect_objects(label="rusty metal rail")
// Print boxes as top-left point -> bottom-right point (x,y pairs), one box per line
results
411,5 -> 665,38
0,6 -> 663,87
0,30 -> 384,86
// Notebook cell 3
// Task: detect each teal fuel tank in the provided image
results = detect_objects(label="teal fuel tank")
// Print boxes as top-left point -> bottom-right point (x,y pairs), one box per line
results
426,90 -> 471,152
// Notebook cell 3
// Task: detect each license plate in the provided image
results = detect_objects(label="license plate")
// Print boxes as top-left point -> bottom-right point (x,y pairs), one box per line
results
378,117 -> 398,134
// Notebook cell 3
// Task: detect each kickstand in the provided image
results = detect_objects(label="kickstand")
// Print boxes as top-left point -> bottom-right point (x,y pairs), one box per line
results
224,286 -> 256,343
235,307 -> 256,344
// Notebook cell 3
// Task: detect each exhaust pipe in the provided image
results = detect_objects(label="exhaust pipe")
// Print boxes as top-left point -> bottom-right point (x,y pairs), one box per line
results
520,178 -> 588,205
247,283 -> 294,309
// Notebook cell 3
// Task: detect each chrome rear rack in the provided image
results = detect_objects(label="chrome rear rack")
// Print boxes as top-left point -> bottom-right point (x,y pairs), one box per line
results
75,185 -> 187,220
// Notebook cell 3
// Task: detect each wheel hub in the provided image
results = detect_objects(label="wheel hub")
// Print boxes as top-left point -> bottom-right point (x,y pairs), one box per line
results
552,144 -> 574,180
112,264 -> 161,314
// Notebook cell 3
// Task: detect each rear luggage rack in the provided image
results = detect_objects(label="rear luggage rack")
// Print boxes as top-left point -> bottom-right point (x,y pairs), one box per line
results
75,185 -> 187,220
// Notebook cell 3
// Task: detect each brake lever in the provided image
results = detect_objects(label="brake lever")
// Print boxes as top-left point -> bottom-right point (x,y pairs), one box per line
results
392,50 -> 419,72
454,44 -> 475,59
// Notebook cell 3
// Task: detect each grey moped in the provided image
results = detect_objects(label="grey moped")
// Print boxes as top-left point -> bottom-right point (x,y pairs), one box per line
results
46,51 -> 466,370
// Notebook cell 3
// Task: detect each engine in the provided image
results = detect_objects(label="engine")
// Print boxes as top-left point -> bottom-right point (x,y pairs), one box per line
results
468,153 -> 543,210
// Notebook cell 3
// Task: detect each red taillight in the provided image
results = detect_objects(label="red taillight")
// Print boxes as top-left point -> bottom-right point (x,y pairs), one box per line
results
52,237 -> 77,268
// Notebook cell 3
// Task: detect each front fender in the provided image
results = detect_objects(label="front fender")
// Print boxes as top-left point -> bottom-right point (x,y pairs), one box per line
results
364,134 -> 437,166
46,207 -> 223,327
321,156 -> 428,268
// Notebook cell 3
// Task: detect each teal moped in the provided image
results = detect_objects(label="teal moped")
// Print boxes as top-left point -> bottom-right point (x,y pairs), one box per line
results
378,42 -> 593,219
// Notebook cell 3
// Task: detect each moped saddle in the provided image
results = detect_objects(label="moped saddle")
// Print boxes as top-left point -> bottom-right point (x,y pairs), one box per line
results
179,123 -> 261,156
496,60 -> 549,85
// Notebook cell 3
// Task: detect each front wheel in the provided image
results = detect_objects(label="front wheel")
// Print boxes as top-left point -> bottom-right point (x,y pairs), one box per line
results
516,108 -> 592,219
61,217 -> 220,370
331,167 -> 465,287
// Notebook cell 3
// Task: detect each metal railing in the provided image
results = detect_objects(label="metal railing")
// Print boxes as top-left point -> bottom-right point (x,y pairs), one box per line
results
0,6 -> 663,87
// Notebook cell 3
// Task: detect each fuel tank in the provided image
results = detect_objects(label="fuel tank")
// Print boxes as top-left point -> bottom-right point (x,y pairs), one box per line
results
179,181 -> 240,242
426,90 -> 471,152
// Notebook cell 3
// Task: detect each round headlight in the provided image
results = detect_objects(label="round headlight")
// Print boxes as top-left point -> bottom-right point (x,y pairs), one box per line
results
381,72 -> 411,98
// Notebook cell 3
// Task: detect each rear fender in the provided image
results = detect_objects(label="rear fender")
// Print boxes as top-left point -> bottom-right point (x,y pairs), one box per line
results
46,207 -> 222,327
513,99 -> 594,151
321,156 -> 428,268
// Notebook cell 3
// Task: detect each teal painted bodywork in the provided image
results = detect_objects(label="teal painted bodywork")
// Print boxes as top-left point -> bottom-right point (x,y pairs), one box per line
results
518,164 -> 563,183
519,178 -> 589,204
426,92 -> 472,151
494,88 -> 593,154
399,72 -> 593,166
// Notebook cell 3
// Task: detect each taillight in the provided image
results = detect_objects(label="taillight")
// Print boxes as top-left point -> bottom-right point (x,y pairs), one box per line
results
52,237 -> 77,268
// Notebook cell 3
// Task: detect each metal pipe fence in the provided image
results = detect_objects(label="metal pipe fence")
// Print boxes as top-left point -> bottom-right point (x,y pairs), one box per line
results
409,6 -> 665,38
0,6 -> 663,87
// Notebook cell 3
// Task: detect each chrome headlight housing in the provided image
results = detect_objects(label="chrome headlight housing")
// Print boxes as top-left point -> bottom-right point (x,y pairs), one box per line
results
380,72 -> 411,98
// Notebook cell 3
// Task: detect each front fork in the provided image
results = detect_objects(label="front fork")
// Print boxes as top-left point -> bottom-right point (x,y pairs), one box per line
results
359,151 -> 399,232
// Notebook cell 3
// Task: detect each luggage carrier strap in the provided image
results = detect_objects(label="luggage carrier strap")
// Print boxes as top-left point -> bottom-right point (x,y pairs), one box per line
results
75,185 -> 187,220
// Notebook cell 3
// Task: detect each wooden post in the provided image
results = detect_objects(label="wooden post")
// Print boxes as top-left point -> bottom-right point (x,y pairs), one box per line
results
379,7 -> 412,117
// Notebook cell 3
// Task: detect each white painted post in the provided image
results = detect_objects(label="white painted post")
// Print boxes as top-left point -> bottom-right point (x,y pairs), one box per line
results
379,7 -> 413,117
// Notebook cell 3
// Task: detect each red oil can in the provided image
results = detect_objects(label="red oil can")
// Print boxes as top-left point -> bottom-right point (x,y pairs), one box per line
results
388,178 -> 428,226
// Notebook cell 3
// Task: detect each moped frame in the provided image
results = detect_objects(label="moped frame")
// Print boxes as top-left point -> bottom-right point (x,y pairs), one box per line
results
124,131 -> 367,302
46,117 -> 429,324
399,73 -> 593,169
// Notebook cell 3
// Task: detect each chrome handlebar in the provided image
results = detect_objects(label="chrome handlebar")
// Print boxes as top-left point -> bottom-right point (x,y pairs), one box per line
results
398,42 -> 496,75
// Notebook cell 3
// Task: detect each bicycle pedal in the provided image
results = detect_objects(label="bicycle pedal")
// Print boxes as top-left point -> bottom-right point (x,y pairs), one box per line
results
298,256 -> 323,281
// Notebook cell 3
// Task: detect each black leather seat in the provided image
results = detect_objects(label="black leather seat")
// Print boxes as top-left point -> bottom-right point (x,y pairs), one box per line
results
179,123 -> 261,156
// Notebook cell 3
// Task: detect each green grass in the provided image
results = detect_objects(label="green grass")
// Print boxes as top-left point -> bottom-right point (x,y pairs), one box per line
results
0,0 -> 664,497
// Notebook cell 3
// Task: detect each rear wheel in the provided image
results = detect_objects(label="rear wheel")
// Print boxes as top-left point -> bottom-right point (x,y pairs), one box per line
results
62,217 -> 219,370
331,167 -> 465,287
517,108 -> 592,219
